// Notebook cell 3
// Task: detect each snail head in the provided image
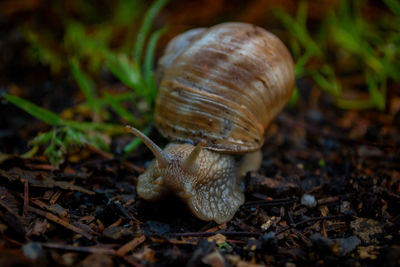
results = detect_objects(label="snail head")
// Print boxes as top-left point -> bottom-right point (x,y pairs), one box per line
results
125,125 -> 245,223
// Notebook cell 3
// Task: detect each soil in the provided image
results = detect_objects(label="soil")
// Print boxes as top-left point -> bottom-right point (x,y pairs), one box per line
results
1,78 -> 399,266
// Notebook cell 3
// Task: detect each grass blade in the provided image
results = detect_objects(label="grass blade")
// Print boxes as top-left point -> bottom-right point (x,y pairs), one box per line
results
106,53 -> 142,90
4,93 -> 63,126
70,59 -> 100,113
134,0 -> 168,64
143,27 -> 167,105
383,0 -> 400,18
65,121 -> 125,134
144,27 -> 167,86
103,92 -> 140,125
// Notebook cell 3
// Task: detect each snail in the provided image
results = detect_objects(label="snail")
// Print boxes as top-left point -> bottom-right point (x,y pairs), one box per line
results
126,22 -> 294,224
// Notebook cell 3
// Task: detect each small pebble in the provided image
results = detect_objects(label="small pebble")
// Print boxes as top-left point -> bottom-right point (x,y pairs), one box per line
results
335,236 -> 361,256
261,232 -> 278,251
310,233 -> 334,251
146,220 -> 170,235
301,194 -> 317,208
22,242 -> 44,261
306,109 -> 324,124
202,250 -> 225,266
340,201 -> 351,213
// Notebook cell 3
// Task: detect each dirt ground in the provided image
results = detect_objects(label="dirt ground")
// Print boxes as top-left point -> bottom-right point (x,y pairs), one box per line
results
1,80 -> 399,266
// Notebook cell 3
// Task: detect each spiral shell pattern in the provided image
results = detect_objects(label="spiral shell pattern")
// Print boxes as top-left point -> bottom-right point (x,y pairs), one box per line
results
155,22 -> 295,153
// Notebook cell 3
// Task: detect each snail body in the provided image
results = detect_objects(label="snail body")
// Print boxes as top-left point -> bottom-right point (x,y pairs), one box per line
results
127,22 -> 294,223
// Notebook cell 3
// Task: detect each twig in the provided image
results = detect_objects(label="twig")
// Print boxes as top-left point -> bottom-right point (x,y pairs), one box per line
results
49,190 -> 62,205
87,145 -> 114,159
114,201 -> 133,220
39,242 -> 116,255
276,214 -> 347,234
25,163 -> 56,171
121,160 -> 145,173
74,158 -> 117,168
317,193 -> 353,205
23,178 -> 29,215
110,217 -> 123,227
169,231 -> 262,238
29,198 -> 49,209
321,220 -> 327,237
0,200 -> 21,219
242,197 -> 296,207
73,221 -> 101,237
27,206 -> 93,240
117,235 -> 146,256
291,228 -> 312,247
3,235 -> 23,246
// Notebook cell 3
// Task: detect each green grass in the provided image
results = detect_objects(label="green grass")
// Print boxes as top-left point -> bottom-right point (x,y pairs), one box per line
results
4,0 -> 168,167
4,93 -> 124,167
276,0 -> 400,110
106,0 -> 168,110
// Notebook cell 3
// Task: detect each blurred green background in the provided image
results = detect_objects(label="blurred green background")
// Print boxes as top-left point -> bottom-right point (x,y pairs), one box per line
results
0,0 -> 399,166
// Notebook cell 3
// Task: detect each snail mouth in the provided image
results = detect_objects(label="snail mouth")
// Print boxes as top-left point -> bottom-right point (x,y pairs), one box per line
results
153,176 -> 164,186
137,165 -> 169,201
163,169 -> 192,195
177,190 -> 192,200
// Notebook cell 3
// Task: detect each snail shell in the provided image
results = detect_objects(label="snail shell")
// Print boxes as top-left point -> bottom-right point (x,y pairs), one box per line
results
155,22 -> 294,153
127,22 -> 294,223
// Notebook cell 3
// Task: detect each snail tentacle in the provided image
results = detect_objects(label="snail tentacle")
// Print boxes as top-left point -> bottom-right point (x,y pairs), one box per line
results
183,140 -> 206,173
125,125 -> 170,168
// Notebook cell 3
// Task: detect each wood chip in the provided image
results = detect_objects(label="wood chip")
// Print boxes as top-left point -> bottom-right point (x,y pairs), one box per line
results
117,235 -> 146,257
27,206 -> 93,240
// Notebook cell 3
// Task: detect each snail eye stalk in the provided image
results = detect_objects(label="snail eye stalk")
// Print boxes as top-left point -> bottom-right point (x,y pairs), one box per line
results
125,125 -> 170,168
183,140 -> 206,173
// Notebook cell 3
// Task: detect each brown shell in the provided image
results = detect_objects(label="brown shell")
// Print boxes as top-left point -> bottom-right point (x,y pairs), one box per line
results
155,22 -> 295,153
